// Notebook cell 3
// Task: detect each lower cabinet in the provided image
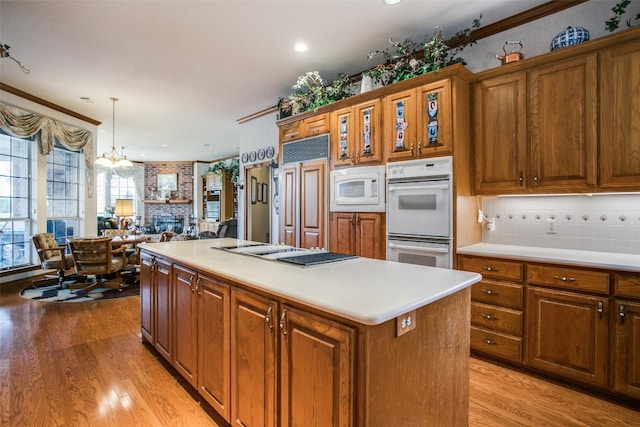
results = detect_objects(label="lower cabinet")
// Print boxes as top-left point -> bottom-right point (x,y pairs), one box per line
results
279,305 -> 355,427
154,256 -> 173,363
612,273 -> 640,400
329,212 -> 385,260
526,286 -> 609,388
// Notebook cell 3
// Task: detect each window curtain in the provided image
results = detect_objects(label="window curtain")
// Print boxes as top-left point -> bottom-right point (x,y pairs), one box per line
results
96,163 -> 144,203
0,102 -> 95,197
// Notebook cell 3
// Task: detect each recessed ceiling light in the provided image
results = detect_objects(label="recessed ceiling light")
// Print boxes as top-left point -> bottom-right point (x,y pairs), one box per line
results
384,0 -> 402,5
294,42 -> 308,52
161,144 -> 168,147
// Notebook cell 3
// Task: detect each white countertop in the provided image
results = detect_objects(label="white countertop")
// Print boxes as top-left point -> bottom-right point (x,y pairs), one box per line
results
139,238 -> 481,326
457,243 -> 640,272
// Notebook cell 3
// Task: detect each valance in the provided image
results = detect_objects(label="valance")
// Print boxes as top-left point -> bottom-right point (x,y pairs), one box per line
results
0,102 -> 95,197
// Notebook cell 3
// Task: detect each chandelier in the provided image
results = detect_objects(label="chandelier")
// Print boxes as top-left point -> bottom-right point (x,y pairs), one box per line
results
95,97 -> 133,168
0,43 -> 30,74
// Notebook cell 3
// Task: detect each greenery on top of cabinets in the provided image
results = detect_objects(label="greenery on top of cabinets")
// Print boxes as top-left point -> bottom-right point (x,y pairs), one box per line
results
605,0 -> 640,32
203,158 -> 240,185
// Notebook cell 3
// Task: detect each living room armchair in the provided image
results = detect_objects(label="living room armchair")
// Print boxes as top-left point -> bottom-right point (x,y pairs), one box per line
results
67,237 -> 125,294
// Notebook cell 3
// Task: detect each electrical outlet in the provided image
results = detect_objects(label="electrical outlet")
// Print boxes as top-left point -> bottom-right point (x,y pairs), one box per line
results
547,218 -> 557,234
396,310 -> 416,337
486,218 -> 495,232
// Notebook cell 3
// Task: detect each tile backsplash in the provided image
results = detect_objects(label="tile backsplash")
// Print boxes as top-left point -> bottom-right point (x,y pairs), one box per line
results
480,194 -> 640,255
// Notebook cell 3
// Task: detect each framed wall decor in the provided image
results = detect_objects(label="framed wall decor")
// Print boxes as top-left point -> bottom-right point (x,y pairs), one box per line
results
251,176 -> 258,204
157,173 -> 178,192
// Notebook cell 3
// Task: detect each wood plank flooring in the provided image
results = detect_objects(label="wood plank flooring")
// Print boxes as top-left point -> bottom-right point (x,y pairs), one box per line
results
1,282 -> 638,426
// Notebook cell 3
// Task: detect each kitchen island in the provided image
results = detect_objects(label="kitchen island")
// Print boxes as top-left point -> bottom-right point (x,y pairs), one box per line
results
139,238 -> 481,427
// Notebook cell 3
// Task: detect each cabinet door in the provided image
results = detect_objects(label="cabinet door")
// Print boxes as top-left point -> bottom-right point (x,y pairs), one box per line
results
599,38 -> 640,190
279,120 -> 302,143
473,73 -> 527,194
230,289 -> 278,427
416,79 -> 452,157
300,160 -> 326,249
173,264 -> 198,387
155,257 -> 173,363
302,113 -> 329,138
331,107 -> 355,168
356,212 -> 385,260
197,273 -> 231,421
330,213 -> 356,256
354,99 -> 382,164
140,253 -> 154,343
384,88 -> 417,162
526,287 -> 608,387
279,306 -> 355,427
280,164 -> 298,247
529,55 -> 597,190
613,300 -> 640,400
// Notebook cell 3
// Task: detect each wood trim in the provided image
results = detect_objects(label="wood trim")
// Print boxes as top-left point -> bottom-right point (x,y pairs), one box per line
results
0,82 -> 101,126
236,105 -> 278,124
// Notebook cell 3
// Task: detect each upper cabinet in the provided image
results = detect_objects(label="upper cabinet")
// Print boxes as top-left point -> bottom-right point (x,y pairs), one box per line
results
331,99 -> 382,167
278,113 -> 329,143
383,79 -> 454,161
473,27 -> 640,195
473,55 -> 597,194
599,37 -> 640,190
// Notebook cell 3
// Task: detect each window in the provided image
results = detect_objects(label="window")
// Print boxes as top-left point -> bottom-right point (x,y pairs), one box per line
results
0,132 -> 31,270
46,147 -> 80,245
97,170 -> 137,215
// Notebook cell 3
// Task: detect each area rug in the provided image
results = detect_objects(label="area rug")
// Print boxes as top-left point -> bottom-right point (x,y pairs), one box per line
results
20,282 -> 139,303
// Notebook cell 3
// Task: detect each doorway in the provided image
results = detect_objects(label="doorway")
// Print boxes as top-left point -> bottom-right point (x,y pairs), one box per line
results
246,163 -> 273,243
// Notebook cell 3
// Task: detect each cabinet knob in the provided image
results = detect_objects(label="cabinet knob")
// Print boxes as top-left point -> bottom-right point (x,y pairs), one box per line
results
533,172 -> 539,185
481,266 -> 499,272
519,172 -> 524,186
480,313 -> 496,321
482,338 -> 497,345
553,275 -> 576,282
619,305 -> 626,322
597,301 -> 604,317
481,289 -> 498,296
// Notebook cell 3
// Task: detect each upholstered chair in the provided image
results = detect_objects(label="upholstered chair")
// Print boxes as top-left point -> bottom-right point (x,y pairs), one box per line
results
32,233 -> 76,288
67,237 -> 125,294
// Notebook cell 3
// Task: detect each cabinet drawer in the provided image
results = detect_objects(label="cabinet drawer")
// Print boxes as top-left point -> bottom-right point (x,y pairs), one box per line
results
471,280 -> 524,310
614,273 -> 640,299
527,264 -> 610,295
460,256 -> 524,282
471,326 -> 522,362
279,120 -> 302,142
303,114 -> 329,137
471,302 -> 522,335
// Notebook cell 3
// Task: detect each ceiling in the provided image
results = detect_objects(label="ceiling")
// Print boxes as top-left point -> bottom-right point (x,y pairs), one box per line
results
0,0 -> 548,163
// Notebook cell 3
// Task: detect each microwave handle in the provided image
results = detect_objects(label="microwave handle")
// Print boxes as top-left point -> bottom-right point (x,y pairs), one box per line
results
388,184 -> 449,192
388,243 -> 449,254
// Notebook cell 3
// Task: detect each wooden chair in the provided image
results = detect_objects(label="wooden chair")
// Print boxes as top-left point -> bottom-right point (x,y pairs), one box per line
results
67,237 -> 125,294
160,231 -> 176,242
102,229 -> 137,265
32,233 -> 79,288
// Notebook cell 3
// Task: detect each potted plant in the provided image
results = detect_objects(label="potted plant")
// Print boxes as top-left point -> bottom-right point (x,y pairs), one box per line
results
288,71 -> 353,113
204,158 -> 240,186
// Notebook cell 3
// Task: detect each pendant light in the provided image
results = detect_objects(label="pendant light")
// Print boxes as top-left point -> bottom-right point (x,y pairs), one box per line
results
95,97 -> 133,168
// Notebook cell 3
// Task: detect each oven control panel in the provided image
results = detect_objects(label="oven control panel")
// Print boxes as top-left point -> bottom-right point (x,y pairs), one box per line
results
386,156 -> 452,179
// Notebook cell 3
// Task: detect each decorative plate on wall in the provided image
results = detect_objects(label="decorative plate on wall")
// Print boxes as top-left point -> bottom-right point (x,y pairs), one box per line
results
258,148 -> 266,160
241,152 -> 249,163
266,146 -> 275,159
249,151 -> 257,162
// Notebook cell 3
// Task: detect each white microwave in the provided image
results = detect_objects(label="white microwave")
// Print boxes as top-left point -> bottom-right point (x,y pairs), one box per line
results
330,165 -> 385,212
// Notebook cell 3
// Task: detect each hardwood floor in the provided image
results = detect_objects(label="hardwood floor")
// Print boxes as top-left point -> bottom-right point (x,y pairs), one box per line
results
1,282 -> 638,426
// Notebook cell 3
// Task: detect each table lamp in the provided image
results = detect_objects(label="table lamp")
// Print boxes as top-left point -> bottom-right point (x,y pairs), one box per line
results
114,199 -> 134,230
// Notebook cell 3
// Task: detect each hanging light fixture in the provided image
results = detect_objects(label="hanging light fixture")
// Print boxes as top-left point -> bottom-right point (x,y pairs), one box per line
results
95,97 -> 133,168
0,43 -> 30,74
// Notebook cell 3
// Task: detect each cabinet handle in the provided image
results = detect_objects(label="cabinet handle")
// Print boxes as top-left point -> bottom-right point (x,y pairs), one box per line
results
519,171 -> 523,186
350,153 -> 356,165
355,151 -> 360,163
619,305 -> 626,323
482,338 -> 497,345
417,142 -> 422,154
355,214 -> 360,225
196,277 -> 201,296
553,275 -> 576,282
481,266 -> 499,272
597,301 -> 604,317
189,275 -> 195,293
279,309 -> 288,336
265,305 -> 273,332
350,214 -> 355,225
533,172 -> 539,185
410,143 -> 414,155
480,313 -> 496,321
481,289 -> 498,295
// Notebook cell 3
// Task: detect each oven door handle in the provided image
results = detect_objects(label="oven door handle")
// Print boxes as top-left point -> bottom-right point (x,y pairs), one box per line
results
388,243 -> 449,253
388,184 -> 449,192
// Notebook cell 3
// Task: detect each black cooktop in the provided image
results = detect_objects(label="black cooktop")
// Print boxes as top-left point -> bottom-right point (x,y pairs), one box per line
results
275,252 -> 357,266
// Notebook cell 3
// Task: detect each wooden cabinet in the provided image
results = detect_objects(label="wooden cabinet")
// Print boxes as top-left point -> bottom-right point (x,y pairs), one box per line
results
329,212 -> 385,260
197,273 -> 231,421
280,164 -> 298,247
384,79 -> 453,162
331,99 -> 382,167
173,264 -> 199,387
139,252 -> 155,344
612,273 -> 640,400
599,37 -> 640,190
206,173 -> 222,191
154,256 -> 173,363
230,289 -> 278,427
526,286 -> 609,388
278,113 -> 329,143
460,256 -> 524,362
279,305 -> 355,427
473,55 -> 597,194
